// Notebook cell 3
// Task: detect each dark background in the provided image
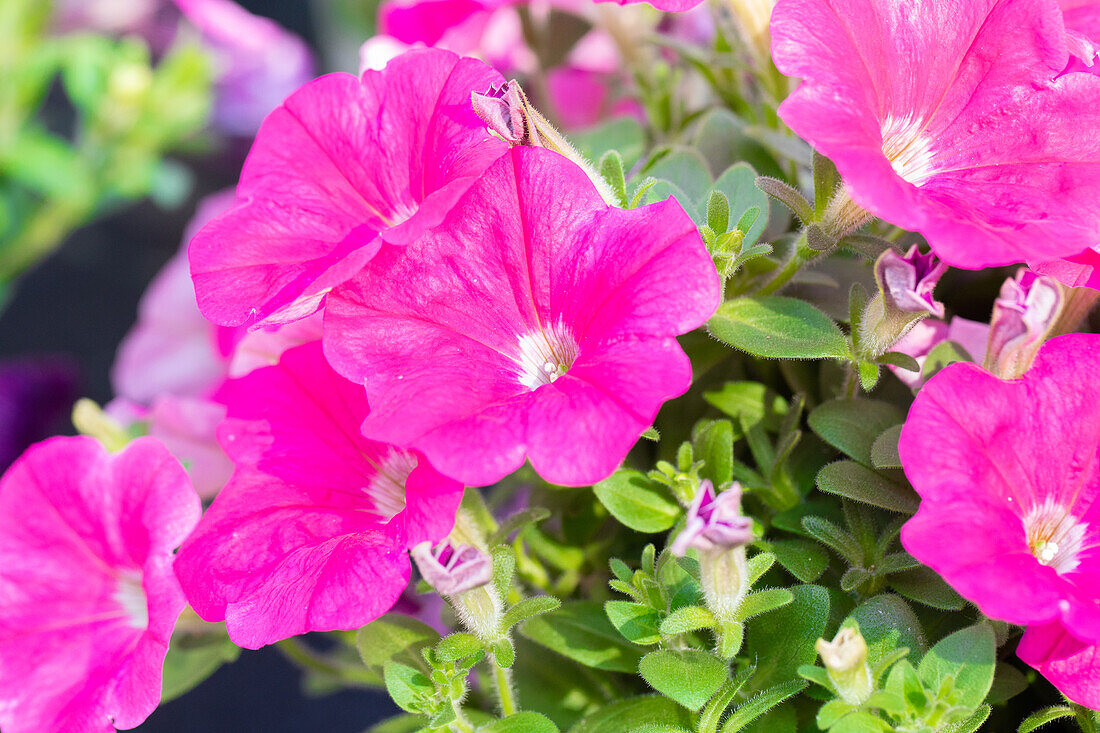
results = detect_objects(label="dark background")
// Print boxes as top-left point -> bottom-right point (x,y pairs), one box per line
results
0,1 -> 399,730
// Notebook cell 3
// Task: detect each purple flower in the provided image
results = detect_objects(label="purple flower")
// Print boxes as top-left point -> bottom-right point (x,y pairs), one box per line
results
875,246 -> 946,318
670,481 -> 754,557
411,540 -> 493,596
0,358 -> 78,471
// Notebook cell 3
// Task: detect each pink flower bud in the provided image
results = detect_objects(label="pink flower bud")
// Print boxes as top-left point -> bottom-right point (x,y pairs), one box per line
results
986,269 -> 1063,379
875,245 -> 946,318
670,481 -> 754,557
471,81 -> 529,146
411,540 -> 493,597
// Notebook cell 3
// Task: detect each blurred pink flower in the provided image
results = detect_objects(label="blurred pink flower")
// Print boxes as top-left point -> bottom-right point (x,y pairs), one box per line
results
172,0 -> 315,135
986,269 -> 1064,379
669,481 -> 754,556
174,342 -> 463,648
189,48 -> 508,329
887,317 -> 989,388
0,436 -> 200,733
771,0 -> 1100,269
600,0 -> 705,11
899,334 -> 1100,699
324,147 -> 720,487
1032,246 -> 1100,291
1018,620 -> 1100,708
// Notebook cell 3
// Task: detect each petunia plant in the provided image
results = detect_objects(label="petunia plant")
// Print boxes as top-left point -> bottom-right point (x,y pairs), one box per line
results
3,0 -> 1100,731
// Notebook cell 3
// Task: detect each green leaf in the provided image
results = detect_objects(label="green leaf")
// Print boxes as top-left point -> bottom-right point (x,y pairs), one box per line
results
520,601 -> 644,672
501,596 -> 561,631
639,650 -> 729,711
513,638 -> 600,730
890,567 -> 967,610
383,662 -> 434,714
358,614 -> 441,674
921,340 -> 973,382
704,382 -> 788,430
707,189 -> 730,234
755,176 -> 812,224
847,594 -> 926,670
593,470 -> 681,533
491,638 -> 515,668
918,623 -> 995,710
492,544 -> 517,599
659,605 -> 716,635
815,461 -> 919,514
736,588 -> 793,621
801,516 -> 863,565
692,108 -> 784,180
644,148 -> 713,204
877,351 -> 920,372
437,633 -> 483,662
943,705 -> 991,733
746,551 -> 777,586
694,419 -> 734,486
807,399 -> 904,467
721,679 -> 808,732
161,630 -> 241,703
708,297 -> 848,360
768,539 -> 829,582
366,713 -> 427,733
1017,706 -> 1076,733
598,150 -> 628,207
744,585 -> 829,688
647,179 -> 699,222
870,425 -> 903,469
605,600 -> 662,645
479,712 -> 560,733
986,661 -> 1029,704
812,151 -> 839,217
567,695 -> 695,733
858,362 -> 880,392
712,163 -> 769,247
572,116 -> 646,169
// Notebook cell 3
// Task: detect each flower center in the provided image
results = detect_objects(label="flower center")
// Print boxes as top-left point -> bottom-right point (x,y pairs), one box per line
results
113,571 -> 148,630
881,115 -> 937,187
514,322 -> 579,390
1025,498 -> 1089,575
387,200 -> 419,228
364,449 -> 415,521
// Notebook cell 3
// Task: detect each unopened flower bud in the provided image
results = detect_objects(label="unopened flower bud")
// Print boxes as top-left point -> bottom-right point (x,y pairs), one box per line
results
671,481 -> 754,623
411,539 -> 501,641
816,626 -> 873,706
985,269 -> 1063,379
471,80 -> 619,206
859,245 -> 946,357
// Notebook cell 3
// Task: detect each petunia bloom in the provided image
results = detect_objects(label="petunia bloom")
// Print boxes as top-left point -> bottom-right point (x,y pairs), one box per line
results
173,342 -> 463,648
189,48 -> 508,329
1062,0 -> 1100,71
0,436 -> 200,733
899,333 -> 1100,704
324,146 -> 721,487
669,481 -> 754,556
411,540 -> 493,596
1017,620 -> 1100,708
770,0 -> 1100,269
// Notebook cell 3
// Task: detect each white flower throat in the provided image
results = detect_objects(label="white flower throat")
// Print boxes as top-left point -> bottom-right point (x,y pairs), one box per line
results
363,449 -> 416,521
1025,498 -> 1089,575
514,321 -> 579,390
881,114 -> 937,187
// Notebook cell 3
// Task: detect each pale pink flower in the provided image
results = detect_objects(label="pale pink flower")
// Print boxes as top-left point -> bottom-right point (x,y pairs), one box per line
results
899,334 -> 1100,695
887,317 -> 989,388
174,342 -> 463,648
0,436 -> 200,733
172,0 -> 316,135
411,541 -> 493,596
324,147 -> 721,487
875,246 -> 946,319
189,48 -> 508,328
771,0 -> 1100,269
669,481 -> 754,556
986,269 -> 1064,379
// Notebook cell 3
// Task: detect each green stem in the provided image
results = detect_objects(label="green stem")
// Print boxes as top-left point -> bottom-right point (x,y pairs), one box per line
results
492,660 -> 518,716
757,231 -> 813,296
448,700 -> 477,733
697,677 -> 739,733
1072,703 -> 1099,733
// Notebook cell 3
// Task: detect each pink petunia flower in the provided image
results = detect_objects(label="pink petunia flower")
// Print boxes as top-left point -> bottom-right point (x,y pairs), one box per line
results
172,0 -> 316,136
0,436 -> 200,733
173,342 -> 463,648
189,48 -> 509,329
669,481 -> 754,557
986,269 -> 1064,379
770,0 -> 1100,269
1018,620 -> 1100,708
899,333 -> 1100,702
411,540 -> 494,596
1032,246 -> 1100,291
324,147 -> 721,487
1063,0 -> 1100,71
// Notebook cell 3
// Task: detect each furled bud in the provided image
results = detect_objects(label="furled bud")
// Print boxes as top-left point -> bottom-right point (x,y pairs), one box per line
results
985,269 -> 1063,379
816,625 -> 873,706
411,539 -> 501,641
671,482 -> 754,624
411,540 -> 492,597
471,80 -> 619,206
859,245 -> 946,357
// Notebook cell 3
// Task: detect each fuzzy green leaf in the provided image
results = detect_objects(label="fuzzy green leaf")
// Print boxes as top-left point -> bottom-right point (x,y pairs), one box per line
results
593,470 -> 681,533
721,679 -> 808,732
501,596 -> 561,631
807,399 -> 904,467
815,460 -> 919,514
709,297 -> 848,360
659,605 -> 716,635
917,623 -> 996,711
520,601 -> 644,672
480,712 -> 560,733
605,601 -> 662,645
1017,706 -> 1076,733
639,650 -> 729,711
